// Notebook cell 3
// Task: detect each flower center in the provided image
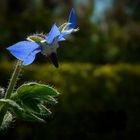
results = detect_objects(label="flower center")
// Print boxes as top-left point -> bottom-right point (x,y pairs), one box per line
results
41,38 -> 59,56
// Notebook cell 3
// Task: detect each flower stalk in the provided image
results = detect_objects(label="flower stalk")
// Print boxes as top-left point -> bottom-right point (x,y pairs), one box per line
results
5,60 -> 22,99
0,61 -> 22,127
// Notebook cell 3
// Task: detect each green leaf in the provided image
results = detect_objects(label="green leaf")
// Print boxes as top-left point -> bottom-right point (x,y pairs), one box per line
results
21,98 -> 41,113
9,82 -> 59,123
45,95 -> 58,104
14,109 -> 45,123
0,99 -> 23,111
0,111 -> 13,130
9,82 -> 60,123
38,104 -> 52,115
12,82 -> 60,101
0,99 -> 45,123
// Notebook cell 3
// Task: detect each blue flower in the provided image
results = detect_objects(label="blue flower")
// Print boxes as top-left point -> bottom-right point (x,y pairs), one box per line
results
7,9 -> 78,68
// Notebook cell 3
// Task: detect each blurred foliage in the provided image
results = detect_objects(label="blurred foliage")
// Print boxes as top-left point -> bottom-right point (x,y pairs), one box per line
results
0,61 -> 140,139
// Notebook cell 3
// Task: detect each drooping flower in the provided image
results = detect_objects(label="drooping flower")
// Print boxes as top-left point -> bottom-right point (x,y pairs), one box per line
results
7,8 -> 78,68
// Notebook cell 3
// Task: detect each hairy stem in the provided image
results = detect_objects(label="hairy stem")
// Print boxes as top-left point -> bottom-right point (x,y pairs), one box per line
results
5,60 -> 22,99
0,61 -> 22,127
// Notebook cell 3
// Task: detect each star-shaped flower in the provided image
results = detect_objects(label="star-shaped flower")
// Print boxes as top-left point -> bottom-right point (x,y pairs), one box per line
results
7,8 -> 78,68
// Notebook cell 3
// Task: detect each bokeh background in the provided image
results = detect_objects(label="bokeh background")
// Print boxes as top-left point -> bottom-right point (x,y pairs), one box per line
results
0,0 -> 140,139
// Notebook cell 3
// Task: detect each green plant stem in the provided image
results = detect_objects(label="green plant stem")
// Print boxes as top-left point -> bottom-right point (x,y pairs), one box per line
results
5,60 -> 22,99
0,60 -> 22,127
0,106 -> 7,128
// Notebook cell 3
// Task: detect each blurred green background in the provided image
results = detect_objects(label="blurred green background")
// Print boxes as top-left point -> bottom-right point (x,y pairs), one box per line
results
0,0 -> 140,139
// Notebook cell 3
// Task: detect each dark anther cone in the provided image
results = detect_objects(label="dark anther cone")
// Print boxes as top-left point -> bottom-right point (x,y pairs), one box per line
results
48,52 -> 59,68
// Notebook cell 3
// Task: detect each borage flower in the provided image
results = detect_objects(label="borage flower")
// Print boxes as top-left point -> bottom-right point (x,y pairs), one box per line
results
7,9 -> 78,68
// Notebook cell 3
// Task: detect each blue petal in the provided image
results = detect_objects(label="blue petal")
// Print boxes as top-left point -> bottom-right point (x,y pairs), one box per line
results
58,29 -> 73,42
7,41 -> 41,62
46,24 -> 60,44
67,8 -> 76,29
57,36 -> 65,42
22,49 -> 41,65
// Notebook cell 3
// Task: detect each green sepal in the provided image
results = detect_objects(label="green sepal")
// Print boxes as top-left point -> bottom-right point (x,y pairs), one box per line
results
27,35 -> 44,43
59,22 -> 70,32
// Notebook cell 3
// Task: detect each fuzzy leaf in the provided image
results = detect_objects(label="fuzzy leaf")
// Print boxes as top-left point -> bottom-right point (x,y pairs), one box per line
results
9,82 -> 59,123
0,99 -> 23,111
39,104 -> 52,115
12,82 -> 59,101
21,98 -> 41,113
45,95 -> 58,104
0,111 -> 13,130
14,109 -> 45,123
